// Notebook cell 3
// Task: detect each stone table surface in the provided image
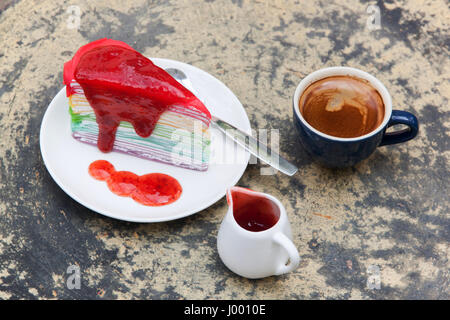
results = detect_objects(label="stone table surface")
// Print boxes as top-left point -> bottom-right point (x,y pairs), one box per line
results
0,0 -> 449,300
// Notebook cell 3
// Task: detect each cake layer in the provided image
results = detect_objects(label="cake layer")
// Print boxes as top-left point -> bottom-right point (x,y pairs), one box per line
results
69,81 -> 210,171
64,39 -> 211,153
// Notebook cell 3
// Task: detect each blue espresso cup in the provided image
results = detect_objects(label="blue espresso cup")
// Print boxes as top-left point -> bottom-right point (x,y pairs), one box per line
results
292,67 -> 419,167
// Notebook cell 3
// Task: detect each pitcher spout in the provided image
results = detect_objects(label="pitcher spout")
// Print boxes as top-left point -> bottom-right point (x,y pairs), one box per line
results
226,186 -> 281,232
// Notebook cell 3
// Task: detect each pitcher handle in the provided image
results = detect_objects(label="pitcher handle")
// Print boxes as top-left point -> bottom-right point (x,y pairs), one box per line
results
273,233 -> 300,275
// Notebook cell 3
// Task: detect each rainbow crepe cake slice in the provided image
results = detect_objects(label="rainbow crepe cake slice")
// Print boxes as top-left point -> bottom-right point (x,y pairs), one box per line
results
64,39 -> 211,171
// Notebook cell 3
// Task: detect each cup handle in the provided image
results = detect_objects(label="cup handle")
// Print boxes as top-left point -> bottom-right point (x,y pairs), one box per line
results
273,233 -> 300,276
379,110 -> 419,146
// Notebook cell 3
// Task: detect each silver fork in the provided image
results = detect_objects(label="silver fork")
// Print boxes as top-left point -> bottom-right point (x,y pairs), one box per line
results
165,67 -> 298,176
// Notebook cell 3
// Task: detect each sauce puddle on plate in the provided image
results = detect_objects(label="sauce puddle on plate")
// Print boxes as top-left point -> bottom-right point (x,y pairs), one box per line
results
88,160 -> 182,206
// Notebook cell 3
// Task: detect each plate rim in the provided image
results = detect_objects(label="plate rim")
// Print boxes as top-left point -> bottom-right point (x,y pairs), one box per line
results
39,57 -> 250,223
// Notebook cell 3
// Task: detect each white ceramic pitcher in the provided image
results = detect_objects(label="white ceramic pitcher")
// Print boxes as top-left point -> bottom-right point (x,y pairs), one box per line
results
217,187 -> 300,279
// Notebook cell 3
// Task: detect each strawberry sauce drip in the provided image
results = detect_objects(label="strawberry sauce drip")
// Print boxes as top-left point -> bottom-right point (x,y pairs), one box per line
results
88,160 -> 182,206
69,41 -> 210,153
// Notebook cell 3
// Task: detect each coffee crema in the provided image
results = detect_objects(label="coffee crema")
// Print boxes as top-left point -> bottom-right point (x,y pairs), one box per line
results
299,75 -> 385,138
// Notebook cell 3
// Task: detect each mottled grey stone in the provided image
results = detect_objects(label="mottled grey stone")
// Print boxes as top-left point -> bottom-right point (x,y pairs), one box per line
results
0,0 -> 448,299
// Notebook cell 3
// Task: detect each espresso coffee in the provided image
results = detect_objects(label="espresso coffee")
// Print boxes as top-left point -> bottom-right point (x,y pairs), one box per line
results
299,76 -> 385,138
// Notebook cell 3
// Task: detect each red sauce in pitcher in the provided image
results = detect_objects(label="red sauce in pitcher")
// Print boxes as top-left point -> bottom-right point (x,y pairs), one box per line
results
228,187 -> 280,232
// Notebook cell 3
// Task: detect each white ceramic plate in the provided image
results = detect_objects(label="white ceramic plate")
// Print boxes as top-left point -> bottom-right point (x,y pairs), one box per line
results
40,58 -> 251,223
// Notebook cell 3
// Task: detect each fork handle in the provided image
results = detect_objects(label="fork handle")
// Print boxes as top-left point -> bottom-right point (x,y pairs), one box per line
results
211,116 -> 298,176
